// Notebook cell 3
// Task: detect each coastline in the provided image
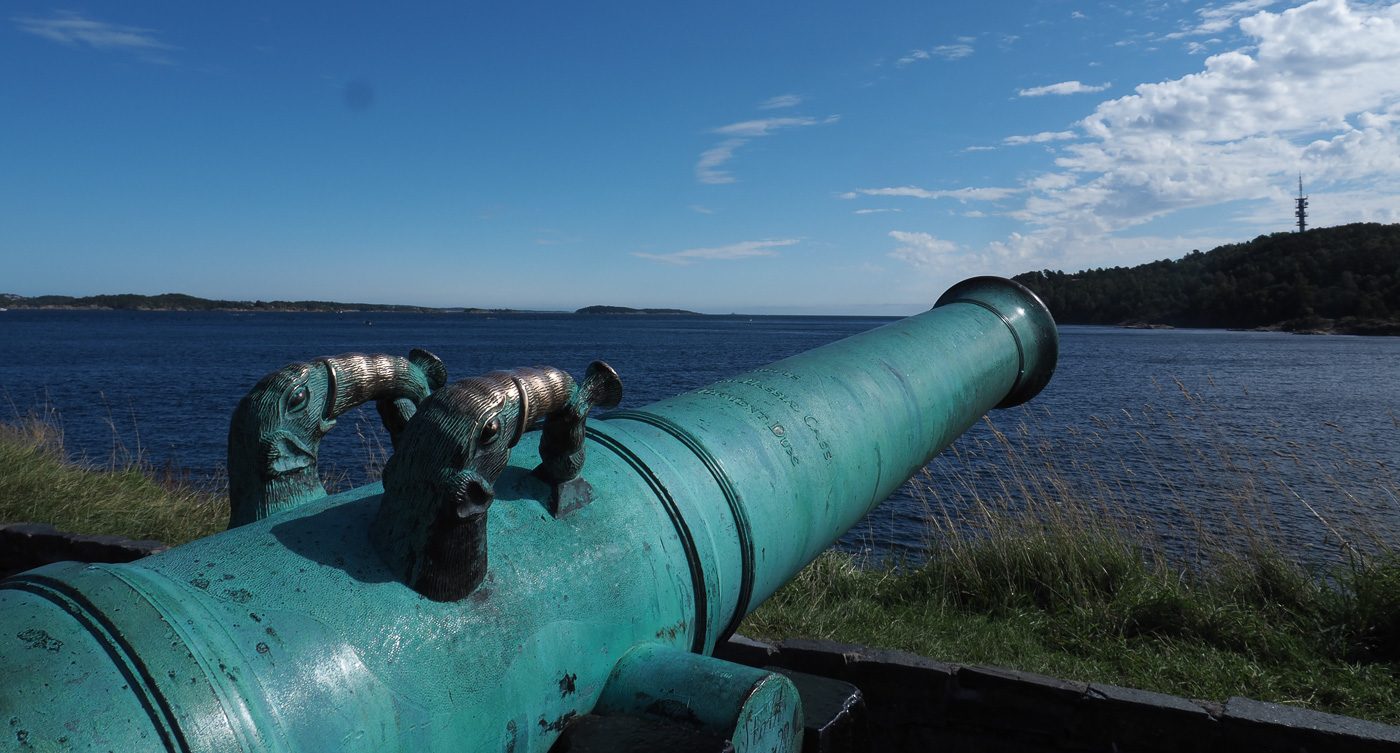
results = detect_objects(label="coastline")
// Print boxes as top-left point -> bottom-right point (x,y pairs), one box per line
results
1114,319 -> 1400,336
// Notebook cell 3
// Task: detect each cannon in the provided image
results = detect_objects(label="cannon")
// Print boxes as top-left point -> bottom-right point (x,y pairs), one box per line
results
1,276 -> 1057,753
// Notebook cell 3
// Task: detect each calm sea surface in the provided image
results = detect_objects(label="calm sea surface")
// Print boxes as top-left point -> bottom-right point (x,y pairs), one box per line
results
2,310 -> 1397,563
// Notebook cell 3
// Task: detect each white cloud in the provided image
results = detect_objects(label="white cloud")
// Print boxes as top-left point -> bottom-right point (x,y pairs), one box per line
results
853,208 -> 903,215
534,230 -> 580,246
887,232 -> 962,268
1027,173 -> 1078,191
713,117 -> 822,137
1057,0 -> 1400,228
887,224 -> 1234,280
1018,81 -> 1112,97
696,116 -> 838,184
1003,130 -> 1078,145
13,11 -> 175,61
689,204 -> 716,214
987,228 -> 1237,274
1072,10 -> 1088,19
758,94 -> 803,110
1232,184 -> 1400,227
1165,0 -> 1280,38
696,139 -> 746,184
895,0 -> 1400,279
634,239 -> 798,265
896,50 -> 930,66
935,44 -> 975,59
841,185 -> 1021,202
896,43 -> 975,66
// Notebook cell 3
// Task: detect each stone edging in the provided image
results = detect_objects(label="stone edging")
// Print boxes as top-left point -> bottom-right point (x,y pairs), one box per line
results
716,635 -> 1400,753
0,522 -> 166,579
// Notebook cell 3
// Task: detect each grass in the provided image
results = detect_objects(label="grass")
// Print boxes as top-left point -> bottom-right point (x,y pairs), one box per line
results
0,409 -> 225,545
741,382 -> 1400,725
742,545 -> 1400,724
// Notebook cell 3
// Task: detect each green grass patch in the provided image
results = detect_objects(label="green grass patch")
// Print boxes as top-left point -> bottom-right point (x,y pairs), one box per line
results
743,384 -> 1400,725
0,414 -> 225,545
743,546 -> 1400,724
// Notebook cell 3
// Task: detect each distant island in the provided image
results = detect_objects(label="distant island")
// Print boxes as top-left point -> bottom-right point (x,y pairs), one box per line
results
1013,222 -> 1400,336
574,305 -> 699,315
0,292 -> 465,313
0,292 -> 705,316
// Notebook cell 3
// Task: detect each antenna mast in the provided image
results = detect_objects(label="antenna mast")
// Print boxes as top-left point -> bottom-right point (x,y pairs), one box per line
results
1295,174 -> 1308,233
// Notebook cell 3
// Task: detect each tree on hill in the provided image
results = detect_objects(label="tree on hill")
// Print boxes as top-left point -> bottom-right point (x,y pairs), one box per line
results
1013,223 -> 1400,334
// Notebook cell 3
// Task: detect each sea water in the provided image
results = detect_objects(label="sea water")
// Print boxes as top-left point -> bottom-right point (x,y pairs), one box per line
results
2,310 -> 1397,563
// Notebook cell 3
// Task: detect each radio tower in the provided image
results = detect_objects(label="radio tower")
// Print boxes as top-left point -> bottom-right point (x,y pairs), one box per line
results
1295,174 -> 1308,233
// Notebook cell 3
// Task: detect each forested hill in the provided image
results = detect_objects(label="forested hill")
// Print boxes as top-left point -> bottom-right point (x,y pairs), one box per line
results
1012,223 -> 1400,335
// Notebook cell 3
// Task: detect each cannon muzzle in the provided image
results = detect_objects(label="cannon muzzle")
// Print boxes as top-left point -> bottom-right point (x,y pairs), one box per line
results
1,276 -> 1056,753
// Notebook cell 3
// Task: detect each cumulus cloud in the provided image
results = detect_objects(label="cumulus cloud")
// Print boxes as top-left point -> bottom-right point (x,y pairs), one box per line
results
887,232 -> 962,268
634,239 -> 798,265
854,208 -> 903,215
1027,173 -> 1078,191
13,11 -> 175,62
886,0 -> 1400,279
1045,0 -> 1400,228
697,116 -> 838,184
1018,81 -> 1111,97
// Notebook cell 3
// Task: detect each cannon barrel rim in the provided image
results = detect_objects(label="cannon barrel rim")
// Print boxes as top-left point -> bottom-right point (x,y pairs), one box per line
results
933,275 -> 1058,408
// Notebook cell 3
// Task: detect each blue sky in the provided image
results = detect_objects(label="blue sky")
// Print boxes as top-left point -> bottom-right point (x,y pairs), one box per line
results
4,1 -> 1399,313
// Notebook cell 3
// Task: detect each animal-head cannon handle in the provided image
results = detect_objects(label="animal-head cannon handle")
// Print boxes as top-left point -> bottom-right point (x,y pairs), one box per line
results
537,360 -> 623,486
372,362 -> 620,601
227,349 -> 447,528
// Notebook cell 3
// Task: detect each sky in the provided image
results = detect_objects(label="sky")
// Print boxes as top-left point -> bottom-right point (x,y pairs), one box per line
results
4,1 -> 1400,314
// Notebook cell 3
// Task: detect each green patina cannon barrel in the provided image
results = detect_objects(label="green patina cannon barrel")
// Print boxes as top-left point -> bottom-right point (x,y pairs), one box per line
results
0,276 -> 1056,753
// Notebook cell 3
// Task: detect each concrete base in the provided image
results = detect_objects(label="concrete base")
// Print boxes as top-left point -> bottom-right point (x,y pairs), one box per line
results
716,635 -> 1400,753
0,522 -> 166,578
